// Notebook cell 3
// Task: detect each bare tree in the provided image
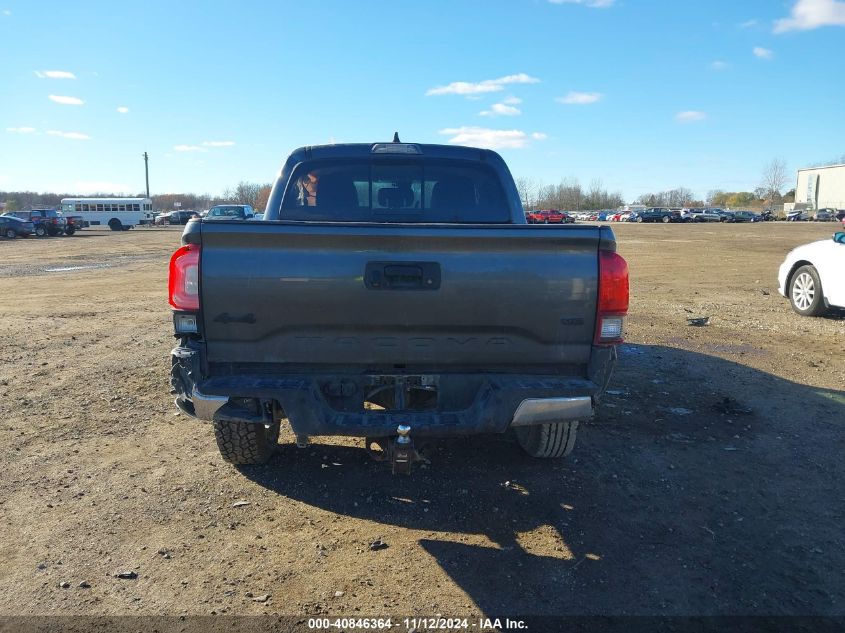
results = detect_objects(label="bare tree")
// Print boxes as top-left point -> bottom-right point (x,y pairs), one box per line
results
515,177 -> 538,210
760,158 -> 788,209
221,181 -> 271,209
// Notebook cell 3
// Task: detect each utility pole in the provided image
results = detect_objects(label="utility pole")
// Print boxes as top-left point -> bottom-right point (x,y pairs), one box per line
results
143,152 -> 150,198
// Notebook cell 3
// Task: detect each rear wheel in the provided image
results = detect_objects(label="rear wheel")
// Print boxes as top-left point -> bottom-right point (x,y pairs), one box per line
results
34,225 -> 47,237
108,218 -> 123,231
662,215 -> 670,223
789,265 -> 826,317
213,419 -> 280,464
65,226 -> 76,236
4,229 -> 16,239
636,216 -> 643,223
516,421 -> 579,458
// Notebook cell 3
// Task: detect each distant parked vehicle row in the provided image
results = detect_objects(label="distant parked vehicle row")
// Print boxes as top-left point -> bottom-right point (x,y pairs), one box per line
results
525,206 -> 841,226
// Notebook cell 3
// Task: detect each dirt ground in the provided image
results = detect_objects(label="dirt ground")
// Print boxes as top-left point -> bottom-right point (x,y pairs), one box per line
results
0,222 -> 843,624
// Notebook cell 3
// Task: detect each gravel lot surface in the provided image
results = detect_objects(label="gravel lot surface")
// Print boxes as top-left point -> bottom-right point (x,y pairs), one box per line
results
0,223 -> 843,623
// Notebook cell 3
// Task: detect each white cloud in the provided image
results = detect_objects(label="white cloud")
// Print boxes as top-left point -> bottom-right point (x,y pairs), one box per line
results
557,91 -> 603,105
49,95 -> 84,105
549,0 -> 615,8
201,140 -> 236,147
117,106 -> 129,114
35,70 -> 76,79
774,0 -> 845,32
502,96 -> 522,105
426,73 -> 540,97
173,144 -> 206,152
480,102 -> 522,117
75,181 -> 132,194
46,130 -> 90,140
753,46 -> 774,59
531,132 -> 548,141
437,126 -> 546,150
6,126 -> 36,133
675,111 -> 707,123
739,19 -> 759,28
710,60 -> 730,70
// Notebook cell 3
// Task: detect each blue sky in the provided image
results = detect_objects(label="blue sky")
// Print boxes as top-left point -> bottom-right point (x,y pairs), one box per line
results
1,0 -> 844,201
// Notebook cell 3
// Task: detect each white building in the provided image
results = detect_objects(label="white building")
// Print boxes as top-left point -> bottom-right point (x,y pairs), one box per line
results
795,164 -> 845,210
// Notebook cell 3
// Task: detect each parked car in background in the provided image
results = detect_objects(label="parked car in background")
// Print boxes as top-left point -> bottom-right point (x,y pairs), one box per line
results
680,207 -> 703,221
205,204 -> 254,220
155,210 -> 200,226
59,212 -> 85,235
635,207 -> 681,223
525,210 -> 544,224
690,208 -> 726,222
813,209 -> 836,221
778,231 -> 845,316
787,209 -> 810,222
730,211 -> 759,223
0,215 -> 34,238
533,209 -> 566,224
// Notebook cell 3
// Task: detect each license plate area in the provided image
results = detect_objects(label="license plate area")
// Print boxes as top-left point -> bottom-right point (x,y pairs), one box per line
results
364,375 -> 439,411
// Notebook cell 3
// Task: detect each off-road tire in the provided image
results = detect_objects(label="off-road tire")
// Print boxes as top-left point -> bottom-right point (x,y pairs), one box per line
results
789,265 -> 826,317
515,421 -> 579,458
213,419 -> 280,464
65,226 -> 76,236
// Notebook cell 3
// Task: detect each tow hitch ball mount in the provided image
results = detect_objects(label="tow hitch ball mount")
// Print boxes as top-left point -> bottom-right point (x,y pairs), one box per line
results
366,425 -> 424,475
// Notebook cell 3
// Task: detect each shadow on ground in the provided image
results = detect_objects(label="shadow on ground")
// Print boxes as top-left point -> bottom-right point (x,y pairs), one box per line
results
240,344 -> 845,617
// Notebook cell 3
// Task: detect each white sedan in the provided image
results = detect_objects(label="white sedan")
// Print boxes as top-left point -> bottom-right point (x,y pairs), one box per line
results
778,232 -> 845,316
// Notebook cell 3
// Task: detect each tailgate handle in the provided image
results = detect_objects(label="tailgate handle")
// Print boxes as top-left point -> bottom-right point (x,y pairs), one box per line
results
365,262 -> 441,290
385,265 -> 423,284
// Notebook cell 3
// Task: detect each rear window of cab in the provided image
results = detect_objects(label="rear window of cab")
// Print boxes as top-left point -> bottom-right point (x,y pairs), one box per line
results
280,159 -> 510,223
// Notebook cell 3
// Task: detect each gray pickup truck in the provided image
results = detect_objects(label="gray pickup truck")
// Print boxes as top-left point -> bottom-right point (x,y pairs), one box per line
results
169,139 -> 629,473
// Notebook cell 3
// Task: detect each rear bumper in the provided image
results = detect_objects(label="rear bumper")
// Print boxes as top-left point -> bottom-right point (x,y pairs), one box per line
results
171,345 -> 615,438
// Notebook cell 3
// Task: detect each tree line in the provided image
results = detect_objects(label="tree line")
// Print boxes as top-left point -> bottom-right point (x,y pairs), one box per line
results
515,177 -> 625,212
515,158 -> 793,211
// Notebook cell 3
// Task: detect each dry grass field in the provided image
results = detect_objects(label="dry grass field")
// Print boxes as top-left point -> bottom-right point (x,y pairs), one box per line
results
0,222 -> 843,623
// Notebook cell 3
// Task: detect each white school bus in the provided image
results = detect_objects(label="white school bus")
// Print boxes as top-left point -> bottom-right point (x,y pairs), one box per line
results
60,197 -> 154,230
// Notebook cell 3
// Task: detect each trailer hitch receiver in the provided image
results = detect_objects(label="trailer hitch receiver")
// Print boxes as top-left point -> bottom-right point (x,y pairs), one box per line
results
366,425 -> 424,475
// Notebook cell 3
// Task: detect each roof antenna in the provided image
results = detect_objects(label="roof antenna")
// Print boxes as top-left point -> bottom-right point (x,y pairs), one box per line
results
392,132 -> 400,143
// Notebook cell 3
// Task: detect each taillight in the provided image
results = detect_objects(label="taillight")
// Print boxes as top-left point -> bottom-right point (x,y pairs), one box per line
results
169,244 -> 200,311
595,250 -> 629,345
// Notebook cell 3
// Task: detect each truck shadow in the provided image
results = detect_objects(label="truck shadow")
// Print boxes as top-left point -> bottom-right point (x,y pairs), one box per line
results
240,344 -> 845,616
